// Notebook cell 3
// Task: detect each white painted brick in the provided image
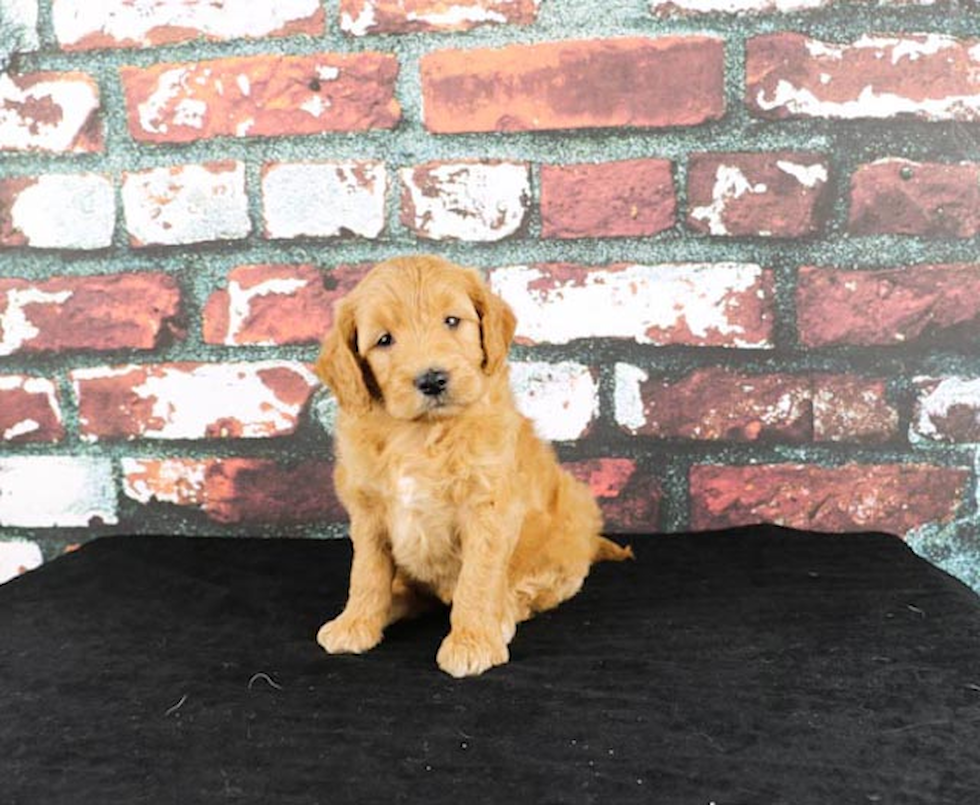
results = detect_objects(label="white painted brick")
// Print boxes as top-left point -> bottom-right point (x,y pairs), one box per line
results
0,538 -> 43,584
0,71 -> 99,152
122,161 -> 250,247
0,456 -> 118,527
53,0 -> 322,48
490,263 -> 773,348
911,376 -> 980,444
510,361 -> 598,442
400,161 -> 530,242
2,0 -> 39,54
72,361 -> 319,441
261,161 -> 387,240
6,174 -> 114,249
121,457 -> 208,506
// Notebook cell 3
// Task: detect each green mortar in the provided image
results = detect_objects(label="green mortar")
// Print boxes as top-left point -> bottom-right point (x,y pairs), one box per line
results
1,1 -> 979,591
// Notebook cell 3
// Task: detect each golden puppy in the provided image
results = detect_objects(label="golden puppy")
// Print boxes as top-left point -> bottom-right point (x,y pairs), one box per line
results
314,255 -> 632,677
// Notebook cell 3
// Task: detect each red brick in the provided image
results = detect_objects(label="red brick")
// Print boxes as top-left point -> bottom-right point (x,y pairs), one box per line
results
53,0 -> 324,50
0,273 -> 183,356
615,368 -> 897,443
491,263 -> 774,348
341,0 -> 539,34
618,369 -> 812,441
0,376 -> 64,443
540,159 -> 676,240
565,458 -> 661,534
122,457 -> 344,525
690,464 -> 969,536
797,264 -> 980,347
849,159 -> 980,238
203,264 -> 368,346
747,33 -> 980,122
71,361 -> 318,442
421,36 -> 725,134
812,375 -> 899,444
121,53 -> 401,144
0,71 -> 102,153
687,152 -> 830,237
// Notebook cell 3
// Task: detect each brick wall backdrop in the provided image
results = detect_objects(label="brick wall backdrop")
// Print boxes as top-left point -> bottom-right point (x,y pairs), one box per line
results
2,0 -> 980,591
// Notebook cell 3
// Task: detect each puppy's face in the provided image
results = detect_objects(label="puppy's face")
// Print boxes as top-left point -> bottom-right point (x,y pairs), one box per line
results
316,256 -> 516,421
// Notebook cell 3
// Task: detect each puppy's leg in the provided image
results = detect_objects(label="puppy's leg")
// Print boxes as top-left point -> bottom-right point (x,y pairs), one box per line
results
437,505 -> 518,678
317,509 -> 393,655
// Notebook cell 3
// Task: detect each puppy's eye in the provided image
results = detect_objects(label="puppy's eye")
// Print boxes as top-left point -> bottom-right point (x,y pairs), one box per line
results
444,316 -> 461,330
376,333 -> 394,348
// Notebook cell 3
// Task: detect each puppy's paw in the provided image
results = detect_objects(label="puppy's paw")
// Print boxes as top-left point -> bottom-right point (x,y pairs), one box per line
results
316,614 -> 383,655
437,630 -> 509,678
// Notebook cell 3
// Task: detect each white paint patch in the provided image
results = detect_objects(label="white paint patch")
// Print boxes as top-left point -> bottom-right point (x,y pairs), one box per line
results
3,419 -> 40,440
5,0 -> 40,52
122,162 -> 250,247
651,0 -> 825,12
136,65 -> 191,135
491,263 -> 771,348
9,173 -> 114,249
340,2 -> 378,36
406,4 -> 507,28
690,165 -> 768,235
72,361 -> 318,441
0,72 -> 99,152
614,363 -> 650,433
0,287 -> 73,356
299,94 -> 330,119
912,376 -> 980,443
172,97 -> 207,129
52,0 -> 322,47
756,79 -> 980,122
401,162 -> 530,242
850,33 -> 960,65
120,458 -> 208,505
0,539 -> 43,584
262,161 -> 386,240
776,160 -> 828,188
224,276 -> 309,345
0,456 -> 118,527
509,362 -> 598,442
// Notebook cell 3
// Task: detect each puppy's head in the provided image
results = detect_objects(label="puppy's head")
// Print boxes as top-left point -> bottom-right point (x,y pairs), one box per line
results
316,255 -> 516,420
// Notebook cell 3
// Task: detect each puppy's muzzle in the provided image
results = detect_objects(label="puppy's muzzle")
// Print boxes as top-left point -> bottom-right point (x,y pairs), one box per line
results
415,368 -> 450,398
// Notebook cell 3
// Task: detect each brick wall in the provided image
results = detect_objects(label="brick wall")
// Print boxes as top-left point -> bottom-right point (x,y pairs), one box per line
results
2,0 -> 979,591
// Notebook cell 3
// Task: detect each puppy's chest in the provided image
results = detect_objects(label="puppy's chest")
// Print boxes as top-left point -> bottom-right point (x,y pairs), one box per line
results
382,459 -> 460,585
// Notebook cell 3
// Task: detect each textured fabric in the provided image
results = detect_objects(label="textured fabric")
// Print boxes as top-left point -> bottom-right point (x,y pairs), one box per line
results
3,526 -> 980,804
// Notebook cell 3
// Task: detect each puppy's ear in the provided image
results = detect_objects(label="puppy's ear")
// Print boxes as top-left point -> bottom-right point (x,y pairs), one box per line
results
466,270 -> 517,376
315,299 -> 373,414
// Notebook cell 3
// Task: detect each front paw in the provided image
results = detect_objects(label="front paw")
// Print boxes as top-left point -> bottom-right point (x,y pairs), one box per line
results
316,613 -> 383,655
437,630 -> 509,678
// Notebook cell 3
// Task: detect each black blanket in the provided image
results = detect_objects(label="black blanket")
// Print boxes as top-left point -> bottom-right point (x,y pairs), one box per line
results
3,526 -> 980,804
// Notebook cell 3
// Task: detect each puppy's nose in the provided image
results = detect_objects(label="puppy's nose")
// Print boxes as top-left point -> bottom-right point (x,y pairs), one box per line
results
415,368 -> 449,397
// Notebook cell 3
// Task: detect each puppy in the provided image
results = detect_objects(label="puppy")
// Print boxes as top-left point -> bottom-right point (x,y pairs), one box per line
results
314,255 -> 632,677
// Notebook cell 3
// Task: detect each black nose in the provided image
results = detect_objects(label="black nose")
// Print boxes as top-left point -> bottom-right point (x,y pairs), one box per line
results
415,368 -> 449,397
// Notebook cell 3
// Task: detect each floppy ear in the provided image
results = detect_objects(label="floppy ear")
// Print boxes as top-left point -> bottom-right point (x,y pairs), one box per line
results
465,270 -> 517,376
315,299 -> 374,414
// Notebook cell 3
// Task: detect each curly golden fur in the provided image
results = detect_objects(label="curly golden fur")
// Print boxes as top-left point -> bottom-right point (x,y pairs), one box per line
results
314,255 -> 632,677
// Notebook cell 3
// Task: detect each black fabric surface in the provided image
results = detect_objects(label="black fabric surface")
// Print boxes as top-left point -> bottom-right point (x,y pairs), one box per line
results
3,526 -> 980,804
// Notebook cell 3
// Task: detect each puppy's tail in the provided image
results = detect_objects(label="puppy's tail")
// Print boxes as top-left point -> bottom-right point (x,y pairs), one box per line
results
593,536 -> 634,563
